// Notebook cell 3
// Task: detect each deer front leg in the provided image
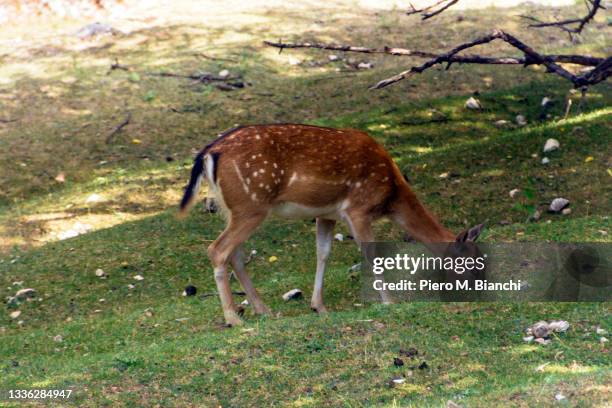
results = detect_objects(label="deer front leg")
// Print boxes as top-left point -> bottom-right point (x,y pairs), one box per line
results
345,211 -> 393,305
311,218 -> 336,313
230,246 -> 271,315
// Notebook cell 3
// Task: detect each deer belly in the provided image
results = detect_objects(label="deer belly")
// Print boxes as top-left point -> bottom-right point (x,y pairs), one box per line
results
271,201 -> 346,220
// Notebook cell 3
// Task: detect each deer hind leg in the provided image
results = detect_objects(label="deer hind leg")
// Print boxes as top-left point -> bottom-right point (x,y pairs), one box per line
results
230,245 -> 271,315
208,212 -> 267,326
311,218 -> 336,314
345,211 -> 393,304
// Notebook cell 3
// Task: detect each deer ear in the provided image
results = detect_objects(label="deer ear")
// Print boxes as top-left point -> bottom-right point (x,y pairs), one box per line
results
456,223 -> 485,243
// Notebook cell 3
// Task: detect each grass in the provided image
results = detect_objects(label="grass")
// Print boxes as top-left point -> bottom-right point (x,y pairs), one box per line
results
0,0 -> 611,406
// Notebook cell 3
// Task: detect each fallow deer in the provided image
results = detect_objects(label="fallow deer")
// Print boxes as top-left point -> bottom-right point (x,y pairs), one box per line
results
179,124 -> 483,326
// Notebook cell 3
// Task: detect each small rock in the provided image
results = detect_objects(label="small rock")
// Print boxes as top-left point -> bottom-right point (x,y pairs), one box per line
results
95,268 -> 105,277
541,157 -> 550,165
357,62 -> 373,69
549,198 -> 570,213
391,377 -> 405,385
494,119 -> 508,127
328,54 -> 339,61
509,188 -> 521,198
541,97 -> 552,107
600,336 -> 609,344
182,285 -> 197,297
288,57 -> 301,66
595,326 -> 608,335
548,320 -> 570,332
516,115 -> 527,126
282,289 -> 303,301
393,357 -> 404,367
543,138 -> 560,153
241,299 -> 249,306
9,310 -> 21,319
14,288 -> 36,300
529,321 -> 551,338
464,97 -> 482,110
218,69 -> 230,78
439,172 -> 449,179
555,393 -> 566,401
53,335 -> 63,342
133,275 -> 144,281
348,263 -> 361,272
127,284 -> 135,289
85,193 -> 104,204
529,210 -> 542,222
334,233 -> 344,241
55,172 -> 66,183
561,208 -> 572,215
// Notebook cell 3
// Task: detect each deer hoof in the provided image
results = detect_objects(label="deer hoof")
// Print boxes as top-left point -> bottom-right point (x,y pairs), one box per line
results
311,305 -> 328,314
224,311 -> 244,327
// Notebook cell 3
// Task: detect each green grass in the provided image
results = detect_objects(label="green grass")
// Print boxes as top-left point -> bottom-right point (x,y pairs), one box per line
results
1,82 -> 611,406
0,1 -> 611,406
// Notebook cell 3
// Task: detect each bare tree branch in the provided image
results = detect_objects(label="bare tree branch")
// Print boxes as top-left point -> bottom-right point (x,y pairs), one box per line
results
520,0 -> 604,34
406,0 -> 459,20
371,30 -> 610,89
263,40 -> 604,67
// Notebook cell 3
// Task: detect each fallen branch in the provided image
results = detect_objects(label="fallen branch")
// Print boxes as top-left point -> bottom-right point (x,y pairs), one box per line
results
200,291 -> 246,299
0,118 -> 17,123
406,0 -> 459,20
520,0 -> 604,35
194,52 -> 239,63
370,30 -> 610,89
263,40 -> 604,67
105,112 -> 131,144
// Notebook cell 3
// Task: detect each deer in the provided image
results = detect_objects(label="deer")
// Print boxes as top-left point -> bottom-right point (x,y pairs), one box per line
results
178,124 -> 484,326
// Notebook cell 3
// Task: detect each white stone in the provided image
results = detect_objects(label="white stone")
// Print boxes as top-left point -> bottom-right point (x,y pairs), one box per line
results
95,268 -> 105,277
334,233 -> 344,241
133,275 -> 144,281
282,288 -> 302,301
516,115 -> 527,126
541,157 -> 550,165
543,138 -> 560,153
549,198 -> 570,213
218,69 -> 230,78
464,97 -> 482,110
509,189 -> 521,198
357,62 -> 373,69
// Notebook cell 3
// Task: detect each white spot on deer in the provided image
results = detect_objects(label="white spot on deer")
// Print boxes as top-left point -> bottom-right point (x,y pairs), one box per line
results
264,160 -> 268,164
355,182 -> 362,188
246,177 -> 251,185
288,172 -> 298,186
259,183 -> 264,188
232,160 -> 249,194
255,134 -> 261,140
251,155 -> 256,159
251,193 -> 258,201
252,171 -> 259,178
245,162 -> 250,168
259,168 -> 265,174
280,169 -> 285,175
273,163 -> 278,168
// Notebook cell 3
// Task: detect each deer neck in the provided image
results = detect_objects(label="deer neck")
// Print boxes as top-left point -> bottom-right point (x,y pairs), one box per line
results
392,182 -> 456,248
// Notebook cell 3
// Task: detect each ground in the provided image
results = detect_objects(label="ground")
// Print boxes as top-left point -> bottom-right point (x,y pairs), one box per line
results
0,0 -> 610,407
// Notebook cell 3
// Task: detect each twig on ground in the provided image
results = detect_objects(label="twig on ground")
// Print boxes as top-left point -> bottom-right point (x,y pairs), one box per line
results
520,0 -> 604,35
105,112 -> 131,144
0,118 -> 17,123
194,52 -> 239,63
109,58 -> 130,73
406,0 -> 459,20
200,291 -> 246,299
